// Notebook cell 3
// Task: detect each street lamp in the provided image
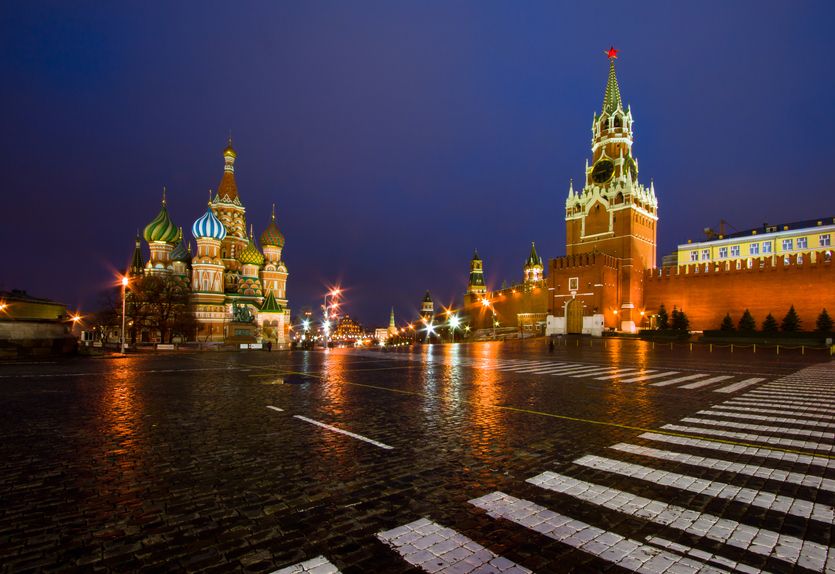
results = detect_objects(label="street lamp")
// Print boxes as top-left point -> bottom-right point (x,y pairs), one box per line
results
322,287 -> 340,348
448,314 -> 460,343
120,276 -> 129,354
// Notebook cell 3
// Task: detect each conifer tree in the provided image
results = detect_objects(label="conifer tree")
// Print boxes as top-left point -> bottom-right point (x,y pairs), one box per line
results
762,313 -> 779,334
780,305 -> 801,332
816,309 -> 833,333
657,304 -> 669,330
720,314 -> 735,331
671,307 -> 690,332
738,309 -> 756,333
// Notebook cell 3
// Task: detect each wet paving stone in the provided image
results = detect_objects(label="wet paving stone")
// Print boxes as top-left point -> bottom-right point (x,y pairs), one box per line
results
0,340 -> 831,572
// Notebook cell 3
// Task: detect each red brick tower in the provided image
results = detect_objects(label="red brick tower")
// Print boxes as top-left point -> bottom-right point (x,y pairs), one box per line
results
564,48 -> 658,332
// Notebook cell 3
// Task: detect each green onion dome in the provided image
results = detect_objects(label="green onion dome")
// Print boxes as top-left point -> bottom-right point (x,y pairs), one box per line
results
260,205 -> 285,247
143,193 -> 178,244
238,231 -> 265,267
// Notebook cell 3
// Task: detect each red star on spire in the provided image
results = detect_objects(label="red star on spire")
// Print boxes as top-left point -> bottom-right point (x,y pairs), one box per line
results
605,46 -> 619,59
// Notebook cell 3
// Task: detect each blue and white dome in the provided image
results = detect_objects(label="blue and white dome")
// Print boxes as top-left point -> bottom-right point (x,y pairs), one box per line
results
192,207 -> 227,240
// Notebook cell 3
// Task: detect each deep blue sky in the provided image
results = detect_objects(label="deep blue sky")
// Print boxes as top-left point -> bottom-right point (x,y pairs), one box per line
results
2,1 -> 834,327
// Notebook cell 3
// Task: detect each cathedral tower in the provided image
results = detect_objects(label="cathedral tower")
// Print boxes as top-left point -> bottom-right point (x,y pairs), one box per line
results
211,138 -> 249,293
467,250 -> 487,297
191,203 -> 227,340
564,48 -> 658,332
420,291 -> 434,321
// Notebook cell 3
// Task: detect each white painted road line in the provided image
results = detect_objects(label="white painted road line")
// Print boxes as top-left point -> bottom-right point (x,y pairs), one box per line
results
643,536 -> 761,574
660,424 -> 835,453
469,491 -> 733,573
648,373 -> 709,387
726,398 -> 835,413
571,368 -> 641,379
679,375 -> 734,389
377,518 -> 531,574
575,454 -> 834,523
266,405 -> 284,413
713,378 -> 766,393
696,409 -> 835,429
594,369 -> 657,381
745,391 -> 835,405
615,371 -> 680,384
293,415 -> 394,450
639,432 -> 835,470
680,417 -> 835,440
527,471 -> 830,572
712,404 -> 835,421
270,556 -> 340,574
611,442 -> 835,493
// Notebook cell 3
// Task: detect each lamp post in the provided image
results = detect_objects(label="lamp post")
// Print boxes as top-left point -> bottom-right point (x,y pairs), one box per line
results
449,314 -> 460,343
120,276 -> 129,354
322,288 -> 340,348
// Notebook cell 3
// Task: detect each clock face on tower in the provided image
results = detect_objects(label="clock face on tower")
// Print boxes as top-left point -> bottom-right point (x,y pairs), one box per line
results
591,159 -> 615,184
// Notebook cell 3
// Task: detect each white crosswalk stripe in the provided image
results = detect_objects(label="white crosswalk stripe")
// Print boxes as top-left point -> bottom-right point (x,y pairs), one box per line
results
679,375 -> 734,389
661,423 -> 835,453
726,397 -> 835,413
696,409 -> 835,429
527,471 -> 831,572
649,373 -> 709,387
713,378 -> 766,393
377,518 -> 531,573
679,416 -> 835,440
574,454 -> 834,522
614,371 -> 680,383
711,404 -> 835,421
610,442 -> 835,493
352,351 -> 768,391
639,431 -> 835,470
270,556 -> 340,574
469,492 -> 732,573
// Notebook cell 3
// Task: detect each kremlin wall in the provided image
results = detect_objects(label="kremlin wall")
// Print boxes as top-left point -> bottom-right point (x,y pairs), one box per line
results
461,51 -> 834,336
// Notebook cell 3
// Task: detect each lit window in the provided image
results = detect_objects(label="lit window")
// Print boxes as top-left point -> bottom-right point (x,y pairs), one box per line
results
797,237 -> 808,249
821,234 -> 831,247
784,255 -> 790,265
746,258 -> 753,269
782,238 -> 793,251
718,247 -> 728,259
690,251 -> 699,262
701,249 -> 710,260
762,242 -> 772,254
730,245 -> 740,257
749,243 -> 759,255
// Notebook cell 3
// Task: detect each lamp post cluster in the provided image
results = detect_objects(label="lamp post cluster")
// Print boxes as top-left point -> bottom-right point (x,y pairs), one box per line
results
321,287 -> 341,348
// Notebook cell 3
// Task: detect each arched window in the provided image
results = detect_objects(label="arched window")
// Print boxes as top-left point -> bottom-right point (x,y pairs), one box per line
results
825,250 -> 832,262
613,116 -> 622,128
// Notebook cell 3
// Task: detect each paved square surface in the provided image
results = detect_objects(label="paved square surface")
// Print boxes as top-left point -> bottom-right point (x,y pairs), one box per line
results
0,338 -> 832,572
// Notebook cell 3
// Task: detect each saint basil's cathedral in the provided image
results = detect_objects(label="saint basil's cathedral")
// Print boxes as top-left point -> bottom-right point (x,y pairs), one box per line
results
128,139 -> 290,344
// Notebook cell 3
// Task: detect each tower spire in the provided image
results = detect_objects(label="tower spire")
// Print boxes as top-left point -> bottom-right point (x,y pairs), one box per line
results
602,47 -> 623,114
162,185 -> 167,206
272,203 -> 276,221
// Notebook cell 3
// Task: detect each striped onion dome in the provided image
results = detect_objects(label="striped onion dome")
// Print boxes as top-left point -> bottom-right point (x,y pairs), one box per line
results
260,208 -> 285,247
238,237 -> 265,266
192,207 -> 227,240
143,201 -> 178,244
170,239 -> 191,262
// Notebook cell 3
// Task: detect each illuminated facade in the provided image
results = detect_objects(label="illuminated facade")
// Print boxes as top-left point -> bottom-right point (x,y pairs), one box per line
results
133,139 -> 291,344
678,218 -> 834,269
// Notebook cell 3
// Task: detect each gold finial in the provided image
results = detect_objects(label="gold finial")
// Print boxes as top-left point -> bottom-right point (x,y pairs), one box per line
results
228,129 -> 232,146
207,189 -> 213,205
250,223 -> 254,240
271,203 -> 276,221
162,185 -> 167,206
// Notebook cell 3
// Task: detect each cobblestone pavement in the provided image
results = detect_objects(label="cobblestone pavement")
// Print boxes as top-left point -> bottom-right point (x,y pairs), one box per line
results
0,338 -> 832,573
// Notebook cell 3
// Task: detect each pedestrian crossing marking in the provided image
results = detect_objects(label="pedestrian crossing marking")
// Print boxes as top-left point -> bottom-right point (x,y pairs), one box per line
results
713,377 -> 765,393
270,556 -> 340,574
469,492 -> 729,573
679,375 -> 733,389
680,417 -> 835,440
649,373 -> 709,387
614,371 -> 680,383
377,518 -> 531,573
697,409 -> 835,429
527,471 -> 830,572
661,423 -> 835,454
574,454 -> 834,523
712,404 -> 835,421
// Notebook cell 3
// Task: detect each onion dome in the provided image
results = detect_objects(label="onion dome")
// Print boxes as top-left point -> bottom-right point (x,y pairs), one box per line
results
260,204 -> 285,247
238,225 -> 265,266
192,204 -> 227,240
171,228 -> 191,262
143,188 -> 179,244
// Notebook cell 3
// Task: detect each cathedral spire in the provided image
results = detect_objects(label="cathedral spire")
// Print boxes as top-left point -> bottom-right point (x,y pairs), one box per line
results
602,47 -> 623,114
130,233 -> 144,276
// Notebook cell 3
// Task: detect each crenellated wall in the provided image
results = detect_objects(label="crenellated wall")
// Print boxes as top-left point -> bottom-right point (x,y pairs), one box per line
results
644,251 -> 834,331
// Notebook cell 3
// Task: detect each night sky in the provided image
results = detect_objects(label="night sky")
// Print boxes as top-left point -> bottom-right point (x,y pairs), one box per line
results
2,1 -> 834,328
